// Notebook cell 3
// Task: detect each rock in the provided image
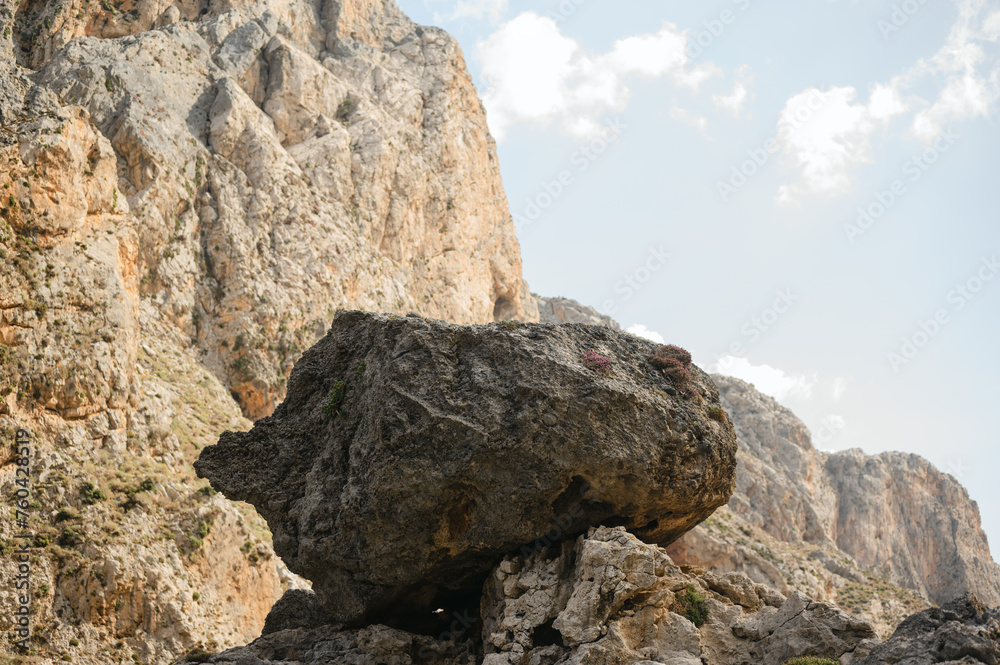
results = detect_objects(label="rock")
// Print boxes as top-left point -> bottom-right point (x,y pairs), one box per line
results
196,311 -> 738,624
2,0 -> 542,658
666,374 -> 1000,634
856,594 -> 1000,664
186,526 -> 876,665
181,624 -> 477,665
534,294 -> 621,329
28,0 -> 535,421
826,450 -> 1000,607
483,527 -> 875,665
261,589 -> 337,635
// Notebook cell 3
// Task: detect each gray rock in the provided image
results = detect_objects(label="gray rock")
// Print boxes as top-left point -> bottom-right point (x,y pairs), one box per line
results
261,589 -> 337,635
213,18 -> 273,78
187,526 -> 877,665
196,310 -> 738,625
856,594 -> 1000,664
178,624 -> 476,665
667,374 -> 1000,624
534,294 -> 621,329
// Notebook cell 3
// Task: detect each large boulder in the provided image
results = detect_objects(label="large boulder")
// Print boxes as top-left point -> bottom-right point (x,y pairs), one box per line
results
196,311 -> 738,624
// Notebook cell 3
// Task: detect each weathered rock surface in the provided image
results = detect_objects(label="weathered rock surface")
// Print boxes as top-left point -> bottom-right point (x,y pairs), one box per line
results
534,294 -> 621,329
856,594 -> 1000,665
261,589 -> 336,636
1,0 -> 539,660
182,526 -> 880,665
825,450 -> 1000,608
181,623 -> 479,665
196,310 -> 738,624
481,528 -> 876,665
666,374 -> 1000,634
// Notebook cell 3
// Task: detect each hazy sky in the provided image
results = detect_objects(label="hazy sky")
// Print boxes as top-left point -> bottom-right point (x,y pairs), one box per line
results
396,0 -> 1000,555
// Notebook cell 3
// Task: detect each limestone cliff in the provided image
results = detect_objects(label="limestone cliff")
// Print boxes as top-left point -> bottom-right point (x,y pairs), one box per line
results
666,374 -> 1000,634
0,0 -> 532,662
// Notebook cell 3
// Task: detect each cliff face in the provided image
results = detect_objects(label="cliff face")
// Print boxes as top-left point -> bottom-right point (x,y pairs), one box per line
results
3,0 -> 531,421
825,448 -> 1000,608
0,1 -> 532,662
666,374 -> 1000,634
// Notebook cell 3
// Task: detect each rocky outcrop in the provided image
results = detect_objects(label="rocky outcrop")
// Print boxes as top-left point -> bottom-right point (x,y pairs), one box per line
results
857,594 -> 1000,665
826,450 -> 1000,609
666,374 -> 1000,635
534,294 -> 621,329
182,527 -> 880,665
23,0 -> 532,421
196,310 -> 738,624
0,0 -> 537,661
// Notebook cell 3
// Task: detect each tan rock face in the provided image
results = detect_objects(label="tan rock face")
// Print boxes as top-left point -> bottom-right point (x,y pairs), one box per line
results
12,0 -> 530,420
666,374 -> 1000,636
0,0 -> 532,660
825,449 -> 1000,608
0,106 -> 138,421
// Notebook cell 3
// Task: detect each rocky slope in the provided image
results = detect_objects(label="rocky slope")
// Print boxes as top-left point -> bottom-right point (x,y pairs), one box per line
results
0,0 -> 535,662
665,374 -> 1000,635
184,526 -> 883,665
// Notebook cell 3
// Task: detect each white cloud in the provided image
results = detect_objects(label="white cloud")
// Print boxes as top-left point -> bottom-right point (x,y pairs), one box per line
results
713,66 -> 752,118
670,107 -> 708,134
713,356 -> 816,401
435,0 -> 507,23
985,10 -> 1000,40
774,85 -> 906,205
626,324 -> 665,344
909,0 -> 1000,140
477,13 -> 721,141
772,0 -> 1000,203
831,376 -> 847,400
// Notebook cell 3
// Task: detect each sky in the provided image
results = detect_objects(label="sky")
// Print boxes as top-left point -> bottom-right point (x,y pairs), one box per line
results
395,0 -> 1000,556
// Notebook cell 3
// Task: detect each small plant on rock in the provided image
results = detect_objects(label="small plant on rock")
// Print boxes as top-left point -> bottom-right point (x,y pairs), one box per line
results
324,380 -> 347,419
336,96 -> 356,121
80,482 -> 106,505
675,585 -> 709,627
648,344 -> 698,399
581,350 -> 612,376
708,405 -> 727,423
